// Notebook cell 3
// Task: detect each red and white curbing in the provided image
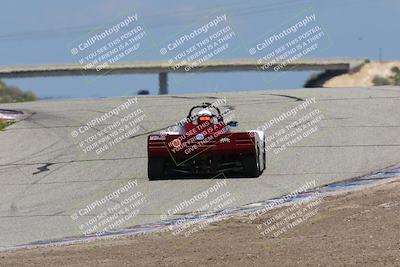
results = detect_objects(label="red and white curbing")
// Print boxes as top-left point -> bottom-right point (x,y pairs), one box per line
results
0,109 -> 24,122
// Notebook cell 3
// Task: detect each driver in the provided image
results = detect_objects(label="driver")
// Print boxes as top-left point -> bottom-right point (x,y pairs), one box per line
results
196,109 -> 214,125
180,106 -> 229,135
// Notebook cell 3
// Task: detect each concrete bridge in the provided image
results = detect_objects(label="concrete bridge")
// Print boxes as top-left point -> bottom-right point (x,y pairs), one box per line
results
0,59 -> 367,94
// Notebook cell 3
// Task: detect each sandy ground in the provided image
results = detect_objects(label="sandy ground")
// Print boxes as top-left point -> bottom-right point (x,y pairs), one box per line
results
2,179 -> 400,267
324,61 -> 400,87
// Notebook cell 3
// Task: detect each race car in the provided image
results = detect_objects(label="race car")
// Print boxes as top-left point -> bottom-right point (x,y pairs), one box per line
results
147,103 -> 266,180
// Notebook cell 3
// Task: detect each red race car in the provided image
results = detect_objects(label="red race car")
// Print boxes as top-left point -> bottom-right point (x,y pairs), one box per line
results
147,103 -> 266,180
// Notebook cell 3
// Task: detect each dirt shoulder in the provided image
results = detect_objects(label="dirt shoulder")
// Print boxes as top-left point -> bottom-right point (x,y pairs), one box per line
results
2,179 -> 400,267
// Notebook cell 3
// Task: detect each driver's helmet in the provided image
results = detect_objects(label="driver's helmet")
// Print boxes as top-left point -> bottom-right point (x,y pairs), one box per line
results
196,109 -> 213,124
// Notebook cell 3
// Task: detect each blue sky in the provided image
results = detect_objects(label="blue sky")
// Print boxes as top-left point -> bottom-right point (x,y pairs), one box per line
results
0,0 -> 398,98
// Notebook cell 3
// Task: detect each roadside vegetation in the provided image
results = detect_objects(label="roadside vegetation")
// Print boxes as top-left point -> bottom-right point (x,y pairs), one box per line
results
0,79 -> 33,130
0,121 -> 14,131
372,66 -> 400,86
0,80 -> 36,103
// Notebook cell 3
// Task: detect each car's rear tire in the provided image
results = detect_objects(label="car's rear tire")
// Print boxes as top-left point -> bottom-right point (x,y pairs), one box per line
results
242,153 -> 259,177
262,140 -> 266,171
148,158 -> 165,180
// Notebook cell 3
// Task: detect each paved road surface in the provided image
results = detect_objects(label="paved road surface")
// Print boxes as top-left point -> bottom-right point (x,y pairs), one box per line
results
0,86 -> 399,248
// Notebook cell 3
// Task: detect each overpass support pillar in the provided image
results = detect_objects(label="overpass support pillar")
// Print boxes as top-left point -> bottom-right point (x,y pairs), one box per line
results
158,72 -> 168,95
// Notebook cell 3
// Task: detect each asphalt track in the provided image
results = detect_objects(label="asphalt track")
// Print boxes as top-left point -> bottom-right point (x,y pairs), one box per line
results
0,86 -> 399,248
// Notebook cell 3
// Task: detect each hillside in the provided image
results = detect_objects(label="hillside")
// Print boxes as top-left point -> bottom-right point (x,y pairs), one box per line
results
324,61 -> 400,87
